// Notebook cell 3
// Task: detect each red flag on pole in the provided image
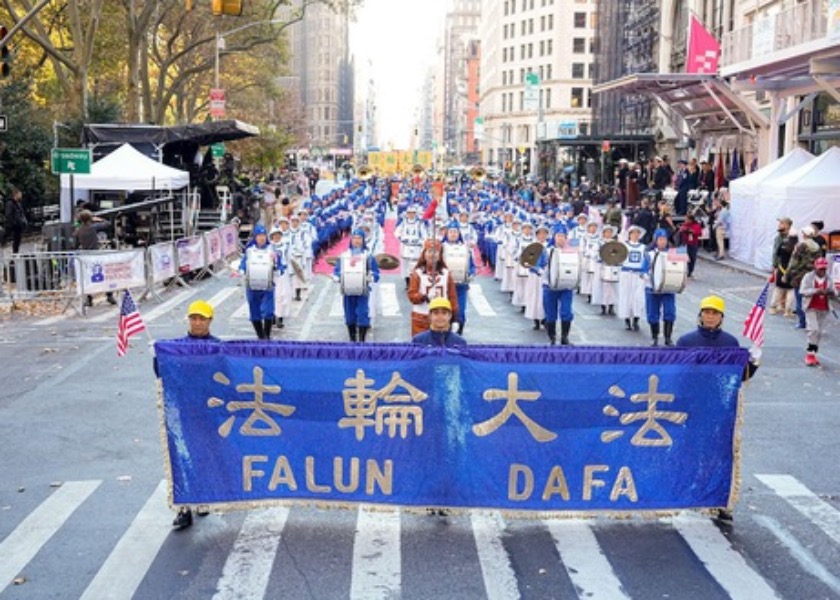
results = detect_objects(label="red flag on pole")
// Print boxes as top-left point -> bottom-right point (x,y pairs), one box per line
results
686,14 -> 720,74
422,199 -> 438,221
715,152 -> 725,189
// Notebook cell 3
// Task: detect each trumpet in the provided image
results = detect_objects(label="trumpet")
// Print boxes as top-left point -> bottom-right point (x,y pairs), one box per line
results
357,165 -> 373,180
469,166 -> 487,182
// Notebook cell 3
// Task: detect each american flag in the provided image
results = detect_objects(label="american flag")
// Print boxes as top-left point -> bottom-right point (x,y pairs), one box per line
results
117,290 -> 146,357
743,282 -> 770,347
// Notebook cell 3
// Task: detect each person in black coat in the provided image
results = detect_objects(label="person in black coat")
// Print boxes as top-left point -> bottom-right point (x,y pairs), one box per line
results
4,188 -> 27,253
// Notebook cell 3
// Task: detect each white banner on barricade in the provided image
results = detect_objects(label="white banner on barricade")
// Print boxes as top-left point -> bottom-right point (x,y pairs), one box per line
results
76,250 -> 146,296
176,237 -> 206,274
220,224 -> 239,258
149,242 -> 177,284
205,229 -> 223,265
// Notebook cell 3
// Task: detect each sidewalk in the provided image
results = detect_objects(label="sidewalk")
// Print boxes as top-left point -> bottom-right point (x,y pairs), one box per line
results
696,250 -> 769,281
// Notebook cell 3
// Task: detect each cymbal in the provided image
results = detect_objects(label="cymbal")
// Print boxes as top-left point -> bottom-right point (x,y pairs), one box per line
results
599,241 -> 628,266
519,242 -> 544,269
290,258 -> 307,282
375,253 -> 400,270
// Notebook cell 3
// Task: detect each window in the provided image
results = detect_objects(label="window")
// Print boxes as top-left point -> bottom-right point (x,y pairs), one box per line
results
540,15 -> 545,31
573,38 -> 585,53
546,88 -> 551,109
502,47 -> 507,62
528,43 -> 533,58
521,20 -> 526,35
547,39 -> 553,54
571,87 -> 584,108
504,0 -> 508,15
519,91 -> 524,111
546,64 -> 552,80
572,63 -> 585,79
539,40 -> 545,55
521,44 -> 525,59
588,63 -> 595,79
521,0 -> 526,10
548,14 -> 553,29
520,68 -> 525,82
502,71 -> 507,85
574,12 -> 586,28
502,94 -> 507,112
539,65 -> 544,80
529,18 -> 534,34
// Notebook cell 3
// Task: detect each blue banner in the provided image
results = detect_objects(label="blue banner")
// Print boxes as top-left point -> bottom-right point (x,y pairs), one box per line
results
155,341 -> 748,514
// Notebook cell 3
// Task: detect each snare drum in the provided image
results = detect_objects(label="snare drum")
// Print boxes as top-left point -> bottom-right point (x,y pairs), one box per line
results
652,252 -> 688,293
547,249 -> 580,290
443,244 -> 470,284
401,243 -> 421,264
340,254 -> 369,296
600,264 -> 620,282
246,248 -> 275,290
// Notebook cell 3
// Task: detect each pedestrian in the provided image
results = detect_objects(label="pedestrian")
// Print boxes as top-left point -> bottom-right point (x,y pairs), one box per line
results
678,213 -> 702,278
73,210 -> 117,307
770,218 -> 797,317
157,299 -> 220,530
4,188 -> 27,254
674,159 -> 691,215
631,198 -> 656,245
239,224 -> 283,340
644,229 -> 678,346
411,297 -> 467,347
332,229 -> 380,342
783,226 -> 822,329
713,198 -> 730,260
799,257 -> 837,367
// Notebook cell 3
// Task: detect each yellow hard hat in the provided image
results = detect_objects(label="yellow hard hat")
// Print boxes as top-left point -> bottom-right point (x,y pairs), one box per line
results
187,300 -> 214,319
428,297 -> 452,312
699,295 -> 725,314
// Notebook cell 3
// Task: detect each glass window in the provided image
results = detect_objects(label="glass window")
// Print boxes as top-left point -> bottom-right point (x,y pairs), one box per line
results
546,64 -> 552,80
574,12 -> 585,28
573,38 -> 585,53
504,0 -> 508,15
572,63 -> 584,79
521,20 -> 526,35
546,88 -> 551,108
519,91 -> 524,111
529,18 -> 534,34
548,14 -> 553,29
547,39 -> 553,54
528,43 -> 533,58
541,15 -> 545,31
571,87 -> 583,108
502,71 -> 507,85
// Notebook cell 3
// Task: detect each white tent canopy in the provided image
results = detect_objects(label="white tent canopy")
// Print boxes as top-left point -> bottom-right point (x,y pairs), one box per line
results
59,143 -> 190,221
752,146 -> 840,270
729,147 -> 814,269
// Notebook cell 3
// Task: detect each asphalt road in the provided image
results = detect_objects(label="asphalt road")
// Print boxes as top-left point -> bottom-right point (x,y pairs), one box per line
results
0,250 -> 838,600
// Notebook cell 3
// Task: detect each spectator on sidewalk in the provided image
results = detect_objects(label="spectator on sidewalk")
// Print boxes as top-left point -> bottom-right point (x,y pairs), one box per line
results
799,257 -> 837,367
784,225 -> 822,329
679,213 -> 703,278
713,198 -> 730,260
74,210 -> 116,307
4,188 -> 27,254
770,218 -> 797,317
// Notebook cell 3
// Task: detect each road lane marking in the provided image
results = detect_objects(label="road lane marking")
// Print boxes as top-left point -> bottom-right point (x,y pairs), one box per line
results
469,285 -> 497,317
670,513 -> 780,600
80,480 -> 171,600
545,519 -> 630,599
350,507 -> 401,600
329,292 -> 343,318
756,474 -> 840,545
206,286 -> 241,313
380,283 -> 401,317
299,275 -> 333,340
213,507 -> 290,600
0,480 -> 101,595
470,512 -> 519,600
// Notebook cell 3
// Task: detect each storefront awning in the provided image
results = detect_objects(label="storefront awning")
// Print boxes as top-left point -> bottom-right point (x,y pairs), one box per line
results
592,73 -> 769,137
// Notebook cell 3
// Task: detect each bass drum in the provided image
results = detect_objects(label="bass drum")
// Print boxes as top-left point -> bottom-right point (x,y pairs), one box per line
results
340,254 -> 369,296
600,264 -> 620,282
442,244 -> 470,284
652,252 -> 688,293
246,248 -> 275,290
547,249 -> 580,290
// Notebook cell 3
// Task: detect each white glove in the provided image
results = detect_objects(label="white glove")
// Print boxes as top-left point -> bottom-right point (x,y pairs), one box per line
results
332,275 -> 340,284
748,345 -> 762,364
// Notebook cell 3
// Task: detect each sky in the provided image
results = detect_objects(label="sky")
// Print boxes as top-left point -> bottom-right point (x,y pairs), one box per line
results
349,0 -> 449,149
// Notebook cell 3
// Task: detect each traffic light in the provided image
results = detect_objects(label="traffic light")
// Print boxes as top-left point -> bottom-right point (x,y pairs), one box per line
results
0,26 -> 9,78
212,0 -> 243,15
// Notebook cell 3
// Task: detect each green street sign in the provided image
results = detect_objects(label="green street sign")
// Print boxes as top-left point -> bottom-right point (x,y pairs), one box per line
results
51,148 -> 92,175
211,143 -> 226,158
525,72 -> 540,87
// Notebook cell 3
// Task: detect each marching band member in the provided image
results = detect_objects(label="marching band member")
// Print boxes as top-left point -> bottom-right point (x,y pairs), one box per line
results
296,208 -> 317,280
269,224 -> 293,330
493,212 -> 514,281
591,224 -> 619,316
500,218 -> 522,294
524,223 -> 550,330
395,205 -> 427,289
618,225 -> 647,332
457,210 -> 478,251
569,213 -> 589,244
408,239 -> 459,338
239,224 -> 284,340
533,225 -> 577,346
288,214 -> 312,301
512,221 -> 536,310
442,221 -> 475,335
579,219 -> 601,302
644,229 -> 678,346
332,229 -> 380,342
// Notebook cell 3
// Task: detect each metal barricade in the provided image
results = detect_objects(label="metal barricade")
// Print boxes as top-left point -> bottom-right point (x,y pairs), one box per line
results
1,249 -> 80,305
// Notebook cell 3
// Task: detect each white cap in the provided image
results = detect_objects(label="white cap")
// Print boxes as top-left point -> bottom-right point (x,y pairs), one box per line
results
801,225 -> 815,237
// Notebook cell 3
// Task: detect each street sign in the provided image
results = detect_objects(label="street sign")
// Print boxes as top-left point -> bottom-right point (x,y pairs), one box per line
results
524,72 -> 540,111
51,148 -> 92,175
211,143 -> 226,158
0,115 -> 7,132
209,88 -> 226,118
474,116 -> 484,139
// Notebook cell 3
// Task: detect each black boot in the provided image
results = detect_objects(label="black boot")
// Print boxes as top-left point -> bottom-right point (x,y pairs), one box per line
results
404,277 -> 410,290
633,317 -> 640,331
608,305 -> 615,316
252,320 -> 265,340
358,326 -> 369,342
650,322 -> 660,346
276,317 -> 284,329
263,319 -> 273,340
347,324 -> 357,342
625,318 -> 633,331
600,305 -> 606,315
533,319 -> 541,330
663,321 -> 674,346
560,320 -> 572,345
295,289 -> 302,301
546,322 -> 557,346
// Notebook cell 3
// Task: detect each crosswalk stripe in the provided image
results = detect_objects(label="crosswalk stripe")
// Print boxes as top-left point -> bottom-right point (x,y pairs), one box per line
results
79,480 -> 172,600
756,474 -> 840,545
670,513 -> 780,599
231,299 -> 251,321
350,507 -> 401,600
470,512 -> 519,600
329,292 -> 343,317
206,286 -> 241,313
213,507 -> 290,600
469,285 -> 497,317
0,480 -> 101,595
545,519 -> 630,599
380,283 -> 401,317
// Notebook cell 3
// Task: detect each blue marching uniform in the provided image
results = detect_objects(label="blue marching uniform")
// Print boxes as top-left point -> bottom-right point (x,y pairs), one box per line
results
332,231 -> 380,342
533,226 -> 577,345
239,224 -> 285,340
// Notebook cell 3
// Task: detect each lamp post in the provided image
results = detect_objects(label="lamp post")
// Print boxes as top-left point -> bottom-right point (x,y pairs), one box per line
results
214,18 -> 287,90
